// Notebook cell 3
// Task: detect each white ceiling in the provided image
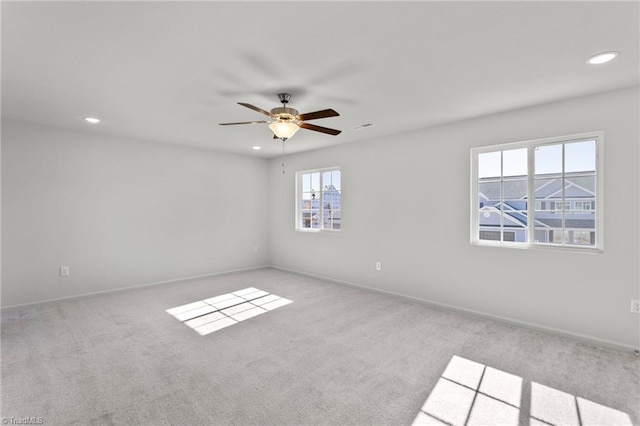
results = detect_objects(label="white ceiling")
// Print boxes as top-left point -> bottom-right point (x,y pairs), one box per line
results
2,1 -> 638,158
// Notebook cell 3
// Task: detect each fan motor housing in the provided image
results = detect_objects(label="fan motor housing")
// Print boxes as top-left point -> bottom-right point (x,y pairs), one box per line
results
270,106 -> 299,120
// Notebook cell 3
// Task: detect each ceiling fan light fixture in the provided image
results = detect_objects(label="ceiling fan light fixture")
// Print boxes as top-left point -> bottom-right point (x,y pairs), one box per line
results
269,121 -> 300,139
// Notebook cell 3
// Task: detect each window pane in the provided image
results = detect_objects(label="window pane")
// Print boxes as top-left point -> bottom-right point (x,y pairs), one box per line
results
478,209 -> 501,229
552,230 -> 568,244
310,210 -> 320,229
322,209 -> 330,229
302,173 -> 311,192
565,174 -> 596,246
479,230 -> 501,241
311,172 -> 320,193
535,144 -> 562,175
503,148 -> 527,177
478,181 -> 501,207
534,229 -> 548,243
565,140 -> 596,173
332,170 -> 341,190
534,178 -> 562,204
478,151 -> 501,178
564,213 -> 596,246
301,211 -> 311,228
565,175 -> 595,198
331,209 -> 341,230
322,171 -> 332,189
568,230 -> 593,246
502,216 -> 527,242
301,173 -> 313,230
503,231 -> 516,242
533,177 -> 563,244
502,178 -> 528,243
502,179 -> 527,201
322,189 -> 340,210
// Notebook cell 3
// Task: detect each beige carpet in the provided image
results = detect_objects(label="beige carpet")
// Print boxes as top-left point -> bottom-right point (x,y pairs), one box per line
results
2,268 -> 638,425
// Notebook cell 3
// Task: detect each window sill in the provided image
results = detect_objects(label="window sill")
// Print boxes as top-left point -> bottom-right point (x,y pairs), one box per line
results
470,240 -> 603,254
296,228 -> 341,234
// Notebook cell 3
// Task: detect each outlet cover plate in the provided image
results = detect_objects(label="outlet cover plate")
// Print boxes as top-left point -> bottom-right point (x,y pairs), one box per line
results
60,266 -> 70,277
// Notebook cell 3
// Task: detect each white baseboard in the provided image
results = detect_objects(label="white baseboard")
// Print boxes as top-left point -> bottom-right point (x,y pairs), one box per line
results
0,265 -> 270,311
271,265 -> 639,355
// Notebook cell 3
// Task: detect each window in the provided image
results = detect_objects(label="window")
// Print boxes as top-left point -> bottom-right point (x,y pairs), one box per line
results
554,201 -> 571,212
296,168 -> 341,231
471,132 -> 602,251
574,201 -> 592,211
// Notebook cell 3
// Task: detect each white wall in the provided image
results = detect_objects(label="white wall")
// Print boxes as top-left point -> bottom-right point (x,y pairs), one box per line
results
268,86 -> 640,351
3,88 -> 638,350
1,120 -> 269,307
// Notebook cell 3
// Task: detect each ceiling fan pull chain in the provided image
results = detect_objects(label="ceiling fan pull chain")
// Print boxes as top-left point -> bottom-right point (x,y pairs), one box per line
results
281,139 -> 286,174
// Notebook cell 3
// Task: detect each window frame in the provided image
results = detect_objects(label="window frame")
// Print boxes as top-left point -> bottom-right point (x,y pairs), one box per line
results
470,131 -> 603,252
295,167 -> 342,233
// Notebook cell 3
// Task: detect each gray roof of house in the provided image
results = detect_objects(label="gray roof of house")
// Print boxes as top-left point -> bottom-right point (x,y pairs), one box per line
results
479,174 -> 595,200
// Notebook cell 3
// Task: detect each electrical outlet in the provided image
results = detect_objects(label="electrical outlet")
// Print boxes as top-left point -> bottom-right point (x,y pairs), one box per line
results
375,262 -> 382,271
631,299 -> 640,314
253,246 -> 259,254
60,266 -> 70,277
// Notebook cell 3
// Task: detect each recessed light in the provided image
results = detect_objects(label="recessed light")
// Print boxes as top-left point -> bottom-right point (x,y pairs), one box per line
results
252,146 -> 262,150
586,52 -> 618,65
84,117 -> 100,124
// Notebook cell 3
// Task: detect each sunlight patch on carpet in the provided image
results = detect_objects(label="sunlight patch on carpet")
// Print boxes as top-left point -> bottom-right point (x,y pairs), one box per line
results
166,287 -> 292,336
531,382 -> 632,426
412,355 -> 631,426
413,355 -> 521,426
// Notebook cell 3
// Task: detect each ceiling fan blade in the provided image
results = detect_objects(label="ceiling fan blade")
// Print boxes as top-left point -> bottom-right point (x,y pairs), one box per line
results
238,102 -> 274,117
297,109 -> 339,121
219,120 -> 269,125
299,122 -> 342,136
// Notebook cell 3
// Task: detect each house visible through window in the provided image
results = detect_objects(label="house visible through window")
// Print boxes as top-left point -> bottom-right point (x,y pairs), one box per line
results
471,133 -> 601,250
296,168 -> 341,231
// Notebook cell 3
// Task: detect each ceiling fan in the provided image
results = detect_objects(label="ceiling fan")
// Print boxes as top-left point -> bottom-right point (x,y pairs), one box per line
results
219,93 -> 341,140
